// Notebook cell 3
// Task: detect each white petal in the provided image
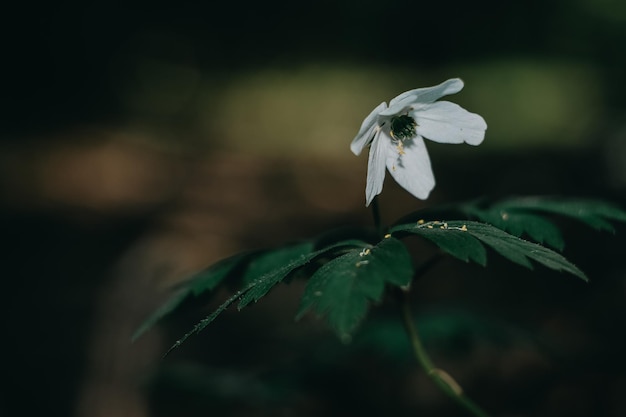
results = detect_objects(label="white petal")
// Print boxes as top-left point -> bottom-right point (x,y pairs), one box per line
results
389,78 -> 464,107
414,101 -> 487,146
379,96 -> 415,117
351,101 -> 387,155
365,131 -> 389,206
385,136 -> 435,200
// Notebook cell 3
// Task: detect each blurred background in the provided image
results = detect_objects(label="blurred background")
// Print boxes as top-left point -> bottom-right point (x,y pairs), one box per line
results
1,0 -> 626,416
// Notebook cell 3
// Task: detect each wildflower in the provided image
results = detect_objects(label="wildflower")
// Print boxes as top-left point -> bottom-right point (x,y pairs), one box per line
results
350,78 -> 487,206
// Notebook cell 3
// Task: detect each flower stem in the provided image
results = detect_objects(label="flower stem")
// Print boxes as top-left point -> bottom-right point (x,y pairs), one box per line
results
370,196 -> 383,238
400,290 -> 491,417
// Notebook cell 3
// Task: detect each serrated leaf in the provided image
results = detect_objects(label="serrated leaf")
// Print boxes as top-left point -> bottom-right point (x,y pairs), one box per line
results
296,237 -> 413,341
237,250 -> 316,309
457,196 -> 626,250
495,197 -> 626,233
241,242 -> 315,285
132,252 -> 251,342
237,240 -> 370,309
164,239 -> 370,355
464,205 -> 565,251
449,221 -> 587,281
390,221 -> 487,265
187,252 -> 256,296
494,213 -> 565,251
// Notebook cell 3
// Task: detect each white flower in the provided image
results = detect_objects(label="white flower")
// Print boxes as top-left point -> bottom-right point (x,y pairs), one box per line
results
351,78 -> 487,206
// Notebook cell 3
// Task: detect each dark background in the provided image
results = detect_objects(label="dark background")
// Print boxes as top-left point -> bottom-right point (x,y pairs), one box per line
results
4,0 -> 626,138
1,1 -> 626,416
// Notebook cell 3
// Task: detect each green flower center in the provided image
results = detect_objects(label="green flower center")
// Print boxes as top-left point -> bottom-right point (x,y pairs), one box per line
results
390,114 -> 417,140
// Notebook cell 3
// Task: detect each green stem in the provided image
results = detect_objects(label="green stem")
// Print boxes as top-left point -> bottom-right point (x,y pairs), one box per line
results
370,196 -> 383,238
400,291 -> 491,417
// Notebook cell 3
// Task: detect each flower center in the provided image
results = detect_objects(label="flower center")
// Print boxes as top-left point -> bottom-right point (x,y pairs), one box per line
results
390,114 -> 417,141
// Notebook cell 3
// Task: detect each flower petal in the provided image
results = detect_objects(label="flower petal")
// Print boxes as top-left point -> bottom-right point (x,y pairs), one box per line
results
365,131 -> 389,206
379,96 -> 415,117
351,101 -> 387,155
414,101 -> 487,146
385,136 -> 435,200
389,78 -> 464,107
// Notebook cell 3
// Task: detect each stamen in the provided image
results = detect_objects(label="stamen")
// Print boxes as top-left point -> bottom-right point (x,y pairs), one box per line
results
396,140 -> 405,155
390,115 -> 417,141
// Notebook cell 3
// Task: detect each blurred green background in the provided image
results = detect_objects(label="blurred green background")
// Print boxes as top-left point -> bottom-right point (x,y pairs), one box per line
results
1,1 -> 626,416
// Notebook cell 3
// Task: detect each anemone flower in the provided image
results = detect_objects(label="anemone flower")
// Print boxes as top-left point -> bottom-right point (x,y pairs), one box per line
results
351,78 -> 487,206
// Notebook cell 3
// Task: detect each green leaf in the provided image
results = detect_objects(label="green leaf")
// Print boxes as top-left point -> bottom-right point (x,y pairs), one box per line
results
495,197 -> 626,233
454,196 -> 626,250
448,221 -> 587,281
187,252 -> 255,296
241,242 -> 315,285
164,239 -> 369,355
493,213 -> 565,251
132,252 -> 251,342
390,221 -> 487,265
237,239 -> 372,310
237,243 -> 319,309
462,203 -> 566,250
296,237 -> 413,341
